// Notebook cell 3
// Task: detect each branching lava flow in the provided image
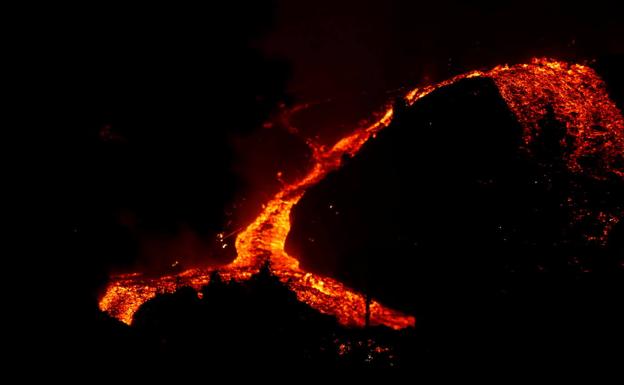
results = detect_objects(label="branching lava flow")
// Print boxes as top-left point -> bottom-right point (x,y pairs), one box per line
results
99,58 -> 624,329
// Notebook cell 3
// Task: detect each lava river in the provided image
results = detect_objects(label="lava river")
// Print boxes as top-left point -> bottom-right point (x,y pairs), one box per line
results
99,58 -> 624,329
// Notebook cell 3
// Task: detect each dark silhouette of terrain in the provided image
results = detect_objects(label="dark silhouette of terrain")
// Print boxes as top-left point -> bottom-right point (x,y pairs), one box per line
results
287,73 -> 624,364
78,264 -> 413,370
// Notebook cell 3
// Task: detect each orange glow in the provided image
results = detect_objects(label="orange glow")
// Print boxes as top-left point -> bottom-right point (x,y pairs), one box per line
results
99,58 -> 623,328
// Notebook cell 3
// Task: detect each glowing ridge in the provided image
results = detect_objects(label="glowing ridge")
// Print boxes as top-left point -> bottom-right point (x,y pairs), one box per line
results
99,58 -> 624,328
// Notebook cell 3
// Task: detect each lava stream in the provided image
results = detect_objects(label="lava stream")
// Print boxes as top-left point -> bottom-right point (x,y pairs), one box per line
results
99,58 -> 624,329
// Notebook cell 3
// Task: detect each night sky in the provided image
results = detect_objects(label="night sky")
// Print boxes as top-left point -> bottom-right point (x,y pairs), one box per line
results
265,0 -> 622,97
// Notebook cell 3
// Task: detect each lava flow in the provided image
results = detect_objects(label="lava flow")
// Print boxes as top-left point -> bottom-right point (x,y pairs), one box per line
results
99,58 -> 624,329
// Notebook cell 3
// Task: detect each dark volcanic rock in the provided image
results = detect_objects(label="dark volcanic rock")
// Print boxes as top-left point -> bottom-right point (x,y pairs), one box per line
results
285,77 -> 624,357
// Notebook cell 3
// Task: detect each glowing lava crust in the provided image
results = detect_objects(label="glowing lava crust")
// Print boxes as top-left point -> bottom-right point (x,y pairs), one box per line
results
99,58 -> 624,329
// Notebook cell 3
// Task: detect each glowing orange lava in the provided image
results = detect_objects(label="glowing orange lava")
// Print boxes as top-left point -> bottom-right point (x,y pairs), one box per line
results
99,58 -> 624,328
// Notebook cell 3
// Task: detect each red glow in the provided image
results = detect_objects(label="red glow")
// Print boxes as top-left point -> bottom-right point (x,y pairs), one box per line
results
99,58 -> 623,329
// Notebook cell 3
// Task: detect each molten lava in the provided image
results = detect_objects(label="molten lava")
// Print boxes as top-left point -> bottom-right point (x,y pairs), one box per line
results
99,58 -> 624,328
